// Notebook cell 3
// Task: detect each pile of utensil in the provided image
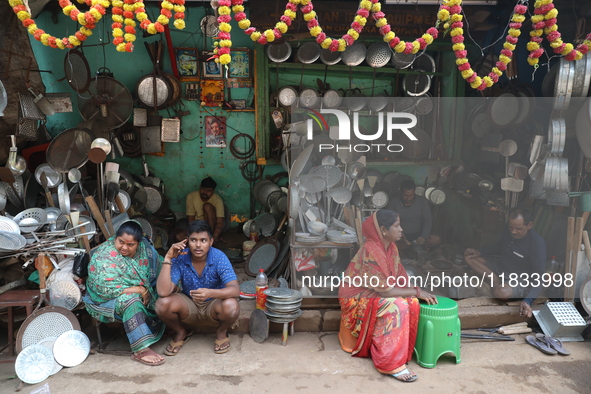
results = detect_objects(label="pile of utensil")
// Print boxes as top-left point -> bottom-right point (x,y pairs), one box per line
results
263,288 -> 303,323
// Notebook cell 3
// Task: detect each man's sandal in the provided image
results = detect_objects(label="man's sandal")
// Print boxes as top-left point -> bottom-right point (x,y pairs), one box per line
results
391,368 -> 418,383
164,331 -> 193,356
214,336 -> 230,354
131,348 -> 165,366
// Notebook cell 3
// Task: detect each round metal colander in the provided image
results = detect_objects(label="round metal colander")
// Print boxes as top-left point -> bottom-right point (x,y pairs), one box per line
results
267,42 -> 292,63
253,213 -> 277,237
48,281 -> 81,310
16,306 -> 80,353
341,41 -> 366,66
310,165 -> 342,189
299,174 -> 327,193
64,49 -> 91,93
391,52 -> 415,69
0,230 -> 27,251
297,42 -> 321,64
143,185 -> 163,213
366,42 -> 392,68
46,127 -> 95,173
0,216 -> 19,233
320,48 -> 341,65
132,215 -> 154,239
14,208 -> 47,233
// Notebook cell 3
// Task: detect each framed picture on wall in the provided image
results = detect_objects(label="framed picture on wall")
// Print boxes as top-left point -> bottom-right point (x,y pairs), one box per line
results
202,51 -> 223,78
229,48 -> 251,79
205,116 -> 227,148
175,48 -> 199,81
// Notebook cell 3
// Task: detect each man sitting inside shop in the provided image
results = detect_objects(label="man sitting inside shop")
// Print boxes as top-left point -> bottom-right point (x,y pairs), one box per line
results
186,177 -> 225,243
156,220 -> 240,355
463,208 -> 546,318
387,179 -> 433,245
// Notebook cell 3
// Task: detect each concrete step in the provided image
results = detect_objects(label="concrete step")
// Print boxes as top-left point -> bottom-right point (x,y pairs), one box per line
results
196,298 -> 540,335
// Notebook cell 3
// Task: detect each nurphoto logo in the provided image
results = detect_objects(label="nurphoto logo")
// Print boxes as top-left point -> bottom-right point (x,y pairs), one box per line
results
299,105 -> 419,153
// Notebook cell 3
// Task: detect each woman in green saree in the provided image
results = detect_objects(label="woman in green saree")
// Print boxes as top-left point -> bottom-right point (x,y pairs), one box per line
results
84,221 -> 166,366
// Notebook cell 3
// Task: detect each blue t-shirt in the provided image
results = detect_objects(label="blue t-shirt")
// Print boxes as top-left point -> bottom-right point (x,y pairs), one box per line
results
170,247 -> 237,298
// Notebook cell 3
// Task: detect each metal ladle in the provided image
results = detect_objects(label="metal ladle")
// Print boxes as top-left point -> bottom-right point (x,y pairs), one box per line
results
347,162 -> 366,190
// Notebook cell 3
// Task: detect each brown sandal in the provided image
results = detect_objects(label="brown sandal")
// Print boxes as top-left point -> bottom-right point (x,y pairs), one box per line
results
214,337 -> 230,354
164,331 -> 193,356
131,348 -> 165,366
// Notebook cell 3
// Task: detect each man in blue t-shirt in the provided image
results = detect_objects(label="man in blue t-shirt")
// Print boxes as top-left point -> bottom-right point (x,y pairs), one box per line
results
156,220 -> 239,355
464,208 -> 546,318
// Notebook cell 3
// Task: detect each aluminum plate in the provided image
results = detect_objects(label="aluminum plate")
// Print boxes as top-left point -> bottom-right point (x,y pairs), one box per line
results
53,330 -> 90,367
15,344 -> 53,384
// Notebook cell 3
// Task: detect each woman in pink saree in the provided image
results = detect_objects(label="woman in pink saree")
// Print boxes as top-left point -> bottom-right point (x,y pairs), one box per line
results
339,210 -> 437,382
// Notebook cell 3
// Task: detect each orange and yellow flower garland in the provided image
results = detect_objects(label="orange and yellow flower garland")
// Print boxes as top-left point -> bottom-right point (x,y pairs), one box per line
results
9,0 -> 185,51
10,0 -> 102,49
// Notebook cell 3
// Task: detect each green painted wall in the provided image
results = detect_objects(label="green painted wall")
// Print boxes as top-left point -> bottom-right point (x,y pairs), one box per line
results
27,5 -> 285,218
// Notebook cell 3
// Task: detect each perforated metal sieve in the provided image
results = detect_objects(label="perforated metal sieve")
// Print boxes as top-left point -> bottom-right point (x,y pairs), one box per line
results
365,42 -> 392,68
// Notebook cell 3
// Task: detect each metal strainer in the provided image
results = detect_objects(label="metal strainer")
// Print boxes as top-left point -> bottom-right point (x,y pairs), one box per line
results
297,42 -> 321,64
64,49 -> 91,93
310,165 -> 342,189
341,41 -> 367,67
46,127 -> 95,173
16,306 -> 80,353
267,42 -> 292,63
299,174 -> 327,193
366,42 -> 392,68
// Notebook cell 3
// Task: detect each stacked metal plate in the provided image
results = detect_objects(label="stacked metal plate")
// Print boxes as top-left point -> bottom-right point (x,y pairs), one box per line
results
263,288 -> 303,323
0,230 -> 27,254
295,232 -> 326,243
326,230 -> 357,244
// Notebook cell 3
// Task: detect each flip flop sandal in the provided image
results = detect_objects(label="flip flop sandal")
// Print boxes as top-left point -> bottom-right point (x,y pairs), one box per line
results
391,368 -> 418,383
525,335 -> 557,355
214,336 -> 231,354
536,334 -> 570,356
131,348 -> 166,366
164,331 -> 193,356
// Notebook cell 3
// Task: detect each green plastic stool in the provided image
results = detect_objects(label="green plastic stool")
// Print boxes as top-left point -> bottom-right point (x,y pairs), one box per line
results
414,296 -> 461,368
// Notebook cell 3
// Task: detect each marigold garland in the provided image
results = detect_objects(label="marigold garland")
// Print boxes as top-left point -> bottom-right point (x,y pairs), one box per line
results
10,0 -> 185,52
